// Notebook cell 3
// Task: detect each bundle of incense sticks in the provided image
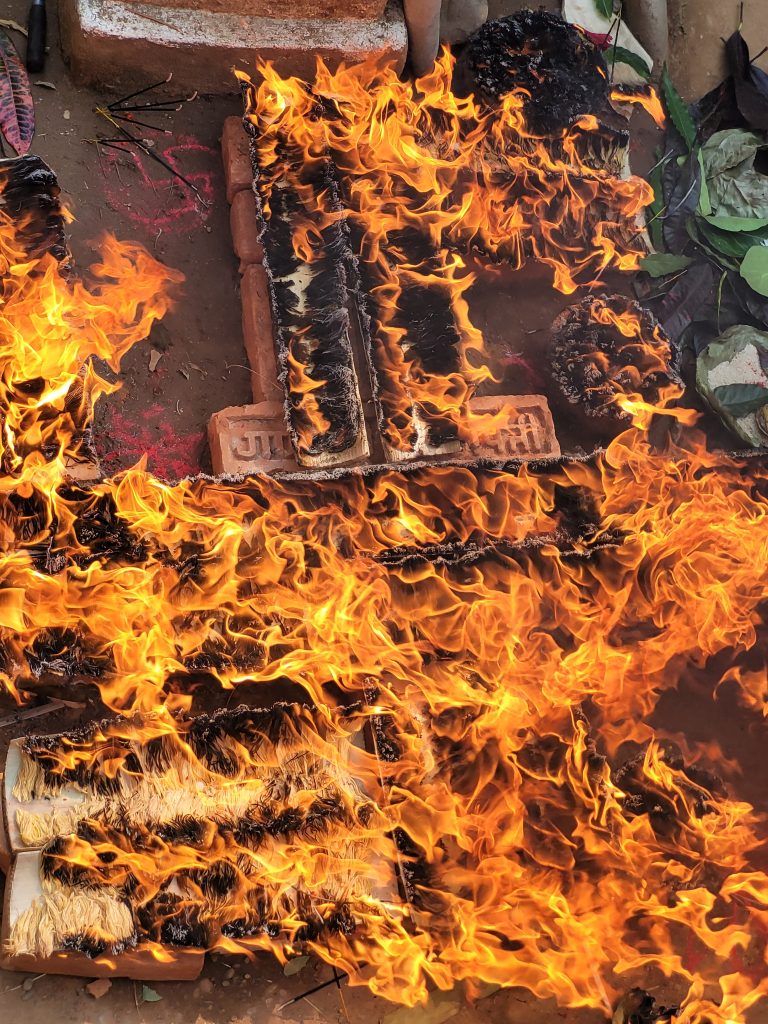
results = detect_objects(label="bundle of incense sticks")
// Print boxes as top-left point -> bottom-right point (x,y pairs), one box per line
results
243,86 -> 369,469
2,704 -> 397,977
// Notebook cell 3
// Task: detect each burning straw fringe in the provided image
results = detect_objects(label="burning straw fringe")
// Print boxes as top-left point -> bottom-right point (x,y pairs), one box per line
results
8,885 -> 135,959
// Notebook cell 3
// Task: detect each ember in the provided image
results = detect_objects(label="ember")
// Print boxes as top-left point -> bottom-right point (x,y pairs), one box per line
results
0,38 -> 766,1024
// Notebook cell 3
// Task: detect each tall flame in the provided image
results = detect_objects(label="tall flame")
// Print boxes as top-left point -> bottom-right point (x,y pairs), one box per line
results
0,64 -> 765,1024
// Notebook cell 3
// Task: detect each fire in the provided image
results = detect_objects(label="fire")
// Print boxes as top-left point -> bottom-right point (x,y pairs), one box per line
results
238,52 -> 652,452
0,59 -> 766,1024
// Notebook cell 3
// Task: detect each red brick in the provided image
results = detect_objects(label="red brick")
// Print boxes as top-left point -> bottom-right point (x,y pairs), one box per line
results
463,394 -> 561,461
241,264 -> 283,404
222,117 -> 253,205
230,189 -> 264,271
208,402 -> 296,476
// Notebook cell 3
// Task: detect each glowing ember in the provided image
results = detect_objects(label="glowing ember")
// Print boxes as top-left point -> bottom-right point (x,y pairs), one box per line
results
0,54 -> 765,1024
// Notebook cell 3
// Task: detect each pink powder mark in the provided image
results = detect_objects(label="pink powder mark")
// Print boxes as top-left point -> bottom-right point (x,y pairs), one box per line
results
101,403 -> 205,479
102,135 -> 218,231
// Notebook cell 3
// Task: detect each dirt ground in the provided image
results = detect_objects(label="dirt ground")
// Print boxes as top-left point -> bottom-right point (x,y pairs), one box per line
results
0,2 -> 764,1024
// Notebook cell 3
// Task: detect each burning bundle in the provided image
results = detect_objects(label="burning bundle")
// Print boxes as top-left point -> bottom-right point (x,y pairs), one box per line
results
242,77 -> 368,468
0,155 -> 67,265
2,704 -> 398,976
453,10 -> 612,134
550,294 -> 680,420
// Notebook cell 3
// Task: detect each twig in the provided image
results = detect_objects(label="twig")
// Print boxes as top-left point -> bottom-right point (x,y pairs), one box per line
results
107,74 -> 173,109
0,699 -> 70,730
275,972 -> 349,1012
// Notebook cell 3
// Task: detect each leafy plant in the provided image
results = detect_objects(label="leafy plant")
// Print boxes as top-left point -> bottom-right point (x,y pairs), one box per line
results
661,66 -> 697,149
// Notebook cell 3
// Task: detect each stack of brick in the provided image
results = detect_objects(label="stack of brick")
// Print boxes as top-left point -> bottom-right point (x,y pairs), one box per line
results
211,118 -> 562,477
209,118 -> 296,476
60,0 -> 408,95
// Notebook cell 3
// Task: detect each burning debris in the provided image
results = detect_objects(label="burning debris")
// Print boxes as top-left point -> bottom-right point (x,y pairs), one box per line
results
453,9 -> 611,133
0,21 -> 765,1024
551,294 -> 680,419
237,37 -> 652,463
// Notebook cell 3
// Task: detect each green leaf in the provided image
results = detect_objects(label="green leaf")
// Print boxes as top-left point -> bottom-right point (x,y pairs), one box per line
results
697,149 -> 712,216
700,129 -> 768,218
697,221 -> 768,260
142,985 -> 162,1003
661,65 -> 697,149
740,244 -> 768,296
711,382 -> 768,418
594,0 -> 614,18
704,214 -> 768,231
640,253 -> 693,277
283,954 -> 310,976
610,46 -> 651,81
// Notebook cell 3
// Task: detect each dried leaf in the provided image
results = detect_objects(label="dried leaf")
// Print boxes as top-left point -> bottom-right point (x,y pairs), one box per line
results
0,19 -> 27,36
640,253 -> 693,277
700,129 -> 768,218
662,152 -> 700,252
148,348 -> 163,372
659,261 -> 715,341
86,978 -> 112,999
34,81 -> 56,90
725,30 -> 768,132
142,984 -> 162,1002
740,245 -> 768,297
283,954 -> 309,976
661,66 -> 697,150
383,992 -> 461,1024
0,28 -> 34,155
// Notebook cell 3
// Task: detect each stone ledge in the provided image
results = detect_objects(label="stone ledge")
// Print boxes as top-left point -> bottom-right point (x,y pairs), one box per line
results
60,0 -> 408,94
120,0 -> 388,17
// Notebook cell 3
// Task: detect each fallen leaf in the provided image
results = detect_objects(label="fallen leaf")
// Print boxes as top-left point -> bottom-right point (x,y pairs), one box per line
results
188,362 -> 207,378
34,81 -> 56,90
85,978 -> 112,999
148,348 -> 163,372
178,366 -> 190,380
283,955 -> 309,977
700,129 -> 768,218
142,984 -> 162,1003
0,28 -> 34,155
0,19 -> 27,36
383,990 -> 461,1024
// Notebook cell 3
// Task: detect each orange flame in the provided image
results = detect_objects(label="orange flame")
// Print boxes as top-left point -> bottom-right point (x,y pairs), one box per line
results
0,65 -> 764,1024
